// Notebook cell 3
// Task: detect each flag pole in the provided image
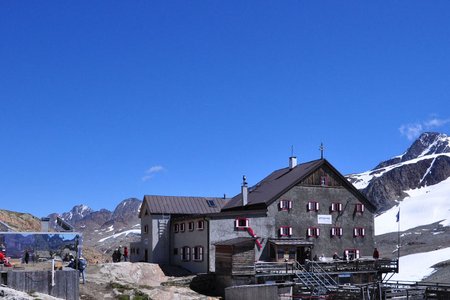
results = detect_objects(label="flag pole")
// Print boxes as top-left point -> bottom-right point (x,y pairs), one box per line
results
397,207 -> 400,272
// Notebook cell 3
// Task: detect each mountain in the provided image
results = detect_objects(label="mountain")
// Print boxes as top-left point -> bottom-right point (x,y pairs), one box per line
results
348,132 -> 450,212
48,198 -> 142,262
348,132 -> 450,282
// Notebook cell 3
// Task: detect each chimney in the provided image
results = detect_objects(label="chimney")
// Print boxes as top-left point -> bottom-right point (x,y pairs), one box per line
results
289,156 -> 297,169
40,217 -> 50,232
241,175 -> 248,206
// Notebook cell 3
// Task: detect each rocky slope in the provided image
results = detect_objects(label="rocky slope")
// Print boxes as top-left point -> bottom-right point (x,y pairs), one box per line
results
348,132 -> 450,212
48,198 -> 142,262
0,209 -> 40,232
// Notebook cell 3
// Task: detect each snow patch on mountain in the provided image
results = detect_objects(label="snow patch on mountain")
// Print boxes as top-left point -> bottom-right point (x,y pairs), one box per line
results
98,228 -> 141,243
375,177 -> 450,235
390,247 -> 450,281
350,153 -> 450,190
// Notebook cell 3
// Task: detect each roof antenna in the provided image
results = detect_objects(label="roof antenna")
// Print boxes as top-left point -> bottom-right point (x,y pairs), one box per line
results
320,142 -> 324,159
291,145 -> 294,157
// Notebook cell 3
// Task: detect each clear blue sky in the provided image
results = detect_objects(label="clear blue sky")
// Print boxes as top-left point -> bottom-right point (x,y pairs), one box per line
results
1,1 -> 450,217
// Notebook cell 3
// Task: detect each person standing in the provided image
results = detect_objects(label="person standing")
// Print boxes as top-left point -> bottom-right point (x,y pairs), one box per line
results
123,247 -> 128,262
24,250 -> 30,264
373,248 -> 380,260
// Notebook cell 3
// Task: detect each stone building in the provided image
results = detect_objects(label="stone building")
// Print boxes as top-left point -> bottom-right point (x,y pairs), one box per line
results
131,157 -> 376,275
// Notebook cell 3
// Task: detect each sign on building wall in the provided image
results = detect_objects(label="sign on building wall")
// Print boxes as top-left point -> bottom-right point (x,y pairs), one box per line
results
317,215 -> 332,224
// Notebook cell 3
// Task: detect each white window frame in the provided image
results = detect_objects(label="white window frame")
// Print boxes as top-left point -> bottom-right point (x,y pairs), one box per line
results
330,227 -> 343,237
193,246 -> 204,261
307,201 -> 320,212
197,220 -> 204,230
279,200 -> 292,211
330,202 -> 343,212
181,246 -> 190,261
235,218 -> 249,229
278,226 -> 292,237
188,222 -> 194,231
355,203 -> 365,213
174,224 -> 179,233
353,227 -> 365,237
307,227 -> 320,237
180,223 -> 185,232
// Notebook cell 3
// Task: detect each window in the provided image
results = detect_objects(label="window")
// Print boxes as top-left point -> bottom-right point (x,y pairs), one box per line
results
344,249 -> 360,260
180,223 -> 185,232
143,224 -> 149,234
353,227 -> 365,237
193,246 -> 204,261
188,222 -> 194,231
136,248 -> 139,255
330,227 -> 343,237
235,218 -> 249,229
307,227 -> 320,238
144,209 -> 149,216
197,220 -> 204,230
206,199 -> 216,207
355,203 -> 365,213
330,202 -> 343,212
279,200 -> 292,211
173,248 -> 178,255
279,226 -> 292,237
174,224 -> 179,233
131,248 -> 135,255
320,176 -> 328,186
307,201 -> 320,212
181,246 -> 190,261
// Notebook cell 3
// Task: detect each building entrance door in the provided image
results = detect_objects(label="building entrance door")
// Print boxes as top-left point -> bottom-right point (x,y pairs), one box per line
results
296,246 -> 311,264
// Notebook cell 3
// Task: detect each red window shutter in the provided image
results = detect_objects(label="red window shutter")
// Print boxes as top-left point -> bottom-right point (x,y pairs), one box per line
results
245,219 -> 249,227
279,228 -> 283,236
339,228 -> 343,236
354,228 -> 358,237
235,219 -> 239,228
288,201 -> 292,209
356,249 -> 360,258
278,202 -> 282,209
307,228 -> 312,237
361,228 -> 365,236
316,202 -> 320,211
361,204 -> 365,212
331,228 -> 335,236
289,227 -> 293,236
316,228 -> 320,237
338,203 -> 343,211
308,202 -> 312,211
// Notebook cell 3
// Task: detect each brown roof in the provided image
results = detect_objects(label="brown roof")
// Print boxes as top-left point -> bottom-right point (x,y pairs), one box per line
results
142,195 -> 227,215
222,159 -> 375,211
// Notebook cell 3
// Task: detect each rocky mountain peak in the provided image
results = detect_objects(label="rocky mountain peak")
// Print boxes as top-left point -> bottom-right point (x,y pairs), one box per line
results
375,132 -> 450,169
61,204 -> 93,223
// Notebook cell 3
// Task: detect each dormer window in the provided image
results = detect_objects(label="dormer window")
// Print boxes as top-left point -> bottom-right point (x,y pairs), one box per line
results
355,203 -> 365,213
330,202 -> 343,212
330,227 -> 343,237
307,201 -> 320,212
353,227 -> 365,237
320,176 -> 328,186
307,227 -> 320,238
235,218 -> 249,230
279,200 -> 292,211
279,226 -> 292,237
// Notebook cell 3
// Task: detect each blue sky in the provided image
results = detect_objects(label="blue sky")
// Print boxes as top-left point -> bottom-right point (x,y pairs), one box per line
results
1,1 -> 450,217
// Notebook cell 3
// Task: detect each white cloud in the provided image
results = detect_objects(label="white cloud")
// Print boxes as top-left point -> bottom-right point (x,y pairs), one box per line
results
142,165 -> 165,181
399,117 -> 449,141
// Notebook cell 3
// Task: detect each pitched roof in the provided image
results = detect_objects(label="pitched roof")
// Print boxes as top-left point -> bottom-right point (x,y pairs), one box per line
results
142,195 -> 227,215
222,159 -> 376,211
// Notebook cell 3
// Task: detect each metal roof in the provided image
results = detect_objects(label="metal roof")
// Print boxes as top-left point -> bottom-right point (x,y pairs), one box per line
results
143,195 -> 228,215
222,159 -> 323,210
222,159 -> 375,212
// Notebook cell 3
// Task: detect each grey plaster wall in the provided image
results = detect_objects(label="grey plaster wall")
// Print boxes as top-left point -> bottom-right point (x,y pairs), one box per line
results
209,211 -> 273,272
171,218 -> 208,273
140,202 -> 153,262
151,215 -> 170,264
268,184 -> 375,258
